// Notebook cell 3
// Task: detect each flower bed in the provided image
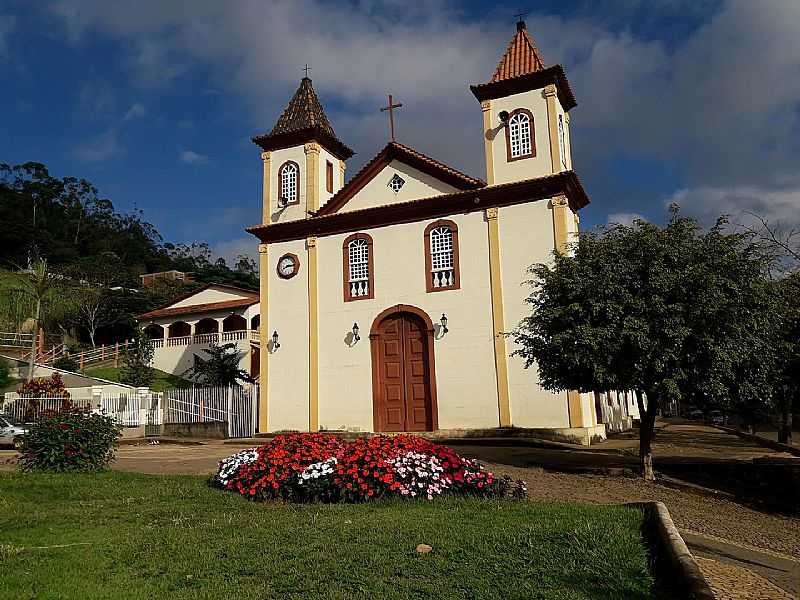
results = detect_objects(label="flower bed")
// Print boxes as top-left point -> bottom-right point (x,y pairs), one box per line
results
212,433 -> 527,503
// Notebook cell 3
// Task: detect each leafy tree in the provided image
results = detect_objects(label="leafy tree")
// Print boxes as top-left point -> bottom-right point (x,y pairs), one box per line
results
119,330 -> 154,387
185,342 -> 253,386
512,208 -> 774,480
19,259 -> 54,382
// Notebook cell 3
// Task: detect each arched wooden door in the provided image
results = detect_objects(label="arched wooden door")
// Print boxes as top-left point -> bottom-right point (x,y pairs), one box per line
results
371,307 -> 438,432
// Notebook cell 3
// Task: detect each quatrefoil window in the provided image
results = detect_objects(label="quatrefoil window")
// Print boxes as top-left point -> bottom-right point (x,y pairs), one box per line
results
388,174 -> 405,193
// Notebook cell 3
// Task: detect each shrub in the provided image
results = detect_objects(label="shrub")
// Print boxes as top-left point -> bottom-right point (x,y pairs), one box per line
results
211,433 -> 527,503
52,355 -> 79,372
0,358 -> 10,388
18,409 -> 122,472
17,372 -> 70,397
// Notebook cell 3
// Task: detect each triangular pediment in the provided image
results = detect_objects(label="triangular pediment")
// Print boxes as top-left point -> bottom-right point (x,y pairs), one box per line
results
316,142 -> 484,215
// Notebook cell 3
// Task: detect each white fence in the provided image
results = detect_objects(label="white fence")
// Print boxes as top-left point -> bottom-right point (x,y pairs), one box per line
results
163,386 -> 257,438
2,385 -> 257,438
1,393 -> 93,422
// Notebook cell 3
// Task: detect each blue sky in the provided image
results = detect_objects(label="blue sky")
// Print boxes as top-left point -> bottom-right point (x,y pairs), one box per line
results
2,1 -> 799,265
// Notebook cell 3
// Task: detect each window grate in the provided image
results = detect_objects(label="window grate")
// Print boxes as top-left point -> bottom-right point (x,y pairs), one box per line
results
387,173 -> 405,193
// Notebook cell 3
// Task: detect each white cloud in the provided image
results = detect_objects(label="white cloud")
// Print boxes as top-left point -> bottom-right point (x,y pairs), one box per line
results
213,236 -> 259,270
123,102 -> 146,121
47,1 -> 800,228
607,212 -> 646,226
180,150 -> 209,165
665,184 -> 800,226
73,129 -> 123,162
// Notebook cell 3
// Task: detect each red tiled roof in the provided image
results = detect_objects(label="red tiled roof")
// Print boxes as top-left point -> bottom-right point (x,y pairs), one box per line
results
316,141 -> 485,216
491,20 -> 546,83
137,298 -> 258,321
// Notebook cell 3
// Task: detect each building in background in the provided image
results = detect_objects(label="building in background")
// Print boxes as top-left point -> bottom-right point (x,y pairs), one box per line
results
139,270 -> 194,288
137,283 -> 260,379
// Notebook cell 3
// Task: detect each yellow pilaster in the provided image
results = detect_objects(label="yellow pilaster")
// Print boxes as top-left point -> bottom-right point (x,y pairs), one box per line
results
486,207 -> 511,427
544,84 -> 561,174
551,194 -> 571,253
304,143 -> 320,213
567,390 -> 585,428
481,100 -> 495,185
261,152 -> 271,223
307,236 -> 319,432
258,243 -> 269,432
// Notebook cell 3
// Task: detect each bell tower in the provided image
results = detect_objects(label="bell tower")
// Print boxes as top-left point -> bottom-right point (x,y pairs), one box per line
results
470,19 -> 577,186
253,77 -> 354,224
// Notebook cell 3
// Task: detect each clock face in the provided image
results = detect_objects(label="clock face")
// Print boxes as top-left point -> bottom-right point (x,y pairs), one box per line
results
277,254 -> 298,278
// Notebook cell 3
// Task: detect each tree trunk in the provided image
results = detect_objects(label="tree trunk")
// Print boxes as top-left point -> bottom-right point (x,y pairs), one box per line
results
636,389 -> 657,481
27,299 -> 41,382
778,400 -> 793,445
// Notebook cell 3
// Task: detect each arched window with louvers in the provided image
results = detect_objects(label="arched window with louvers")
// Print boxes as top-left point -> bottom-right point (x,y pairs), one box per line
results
343,233 -> 374,301
424,220 -> 460,292
278,161 -> 299,206
505,108 -> 535,161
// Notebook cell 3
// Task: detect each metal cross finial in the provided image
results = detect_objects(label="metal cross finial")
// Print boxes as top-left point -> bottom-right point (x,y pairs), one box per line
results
380,94 -> 403,142
303,64 -> 311,78
514,10 -> 528,22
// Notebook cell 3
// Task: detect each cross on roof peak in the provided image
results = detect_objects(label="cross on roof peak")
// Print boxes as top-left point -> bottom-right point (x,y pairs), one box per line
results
380,94 -> 403,142
303,64 -> 311,78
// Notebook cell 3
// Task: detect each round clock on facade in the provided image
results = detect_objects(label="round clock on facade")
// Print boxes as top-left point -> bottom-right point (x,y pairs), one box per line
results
277,253 -> 300,279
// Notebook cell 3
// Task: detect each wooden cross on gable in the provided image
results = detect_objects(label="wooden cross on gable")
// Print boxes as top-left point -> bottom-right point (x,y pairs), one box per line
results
380,94 -> 403,142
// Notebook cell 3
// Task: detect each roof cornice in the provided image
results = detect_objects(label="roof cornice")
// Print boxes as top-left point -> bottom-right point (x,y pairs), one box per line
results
247,171 -> 589,244
252,126 -> 355,161
470,65 -> 577,111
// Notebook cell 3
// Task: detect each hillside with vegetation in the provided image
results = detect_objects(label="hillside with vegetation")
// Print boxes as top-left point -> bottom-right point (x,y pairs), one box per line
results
0,161 -> 257,348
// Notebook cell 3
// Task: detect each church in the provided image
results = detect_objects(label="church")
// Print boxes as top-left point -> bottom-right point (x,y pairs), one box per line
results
246,20 -> 617,443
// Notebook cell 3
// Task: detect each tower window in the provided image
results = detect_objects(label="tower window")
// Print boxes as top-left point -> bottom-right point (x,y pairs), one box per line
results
505,108 -> 535,161
424,220 -> 460,292
558,114 -> 567,168
326,160 -> 334,193
388,173 -> 405,193
343,233 -> 374,301
278,161 -> 299,206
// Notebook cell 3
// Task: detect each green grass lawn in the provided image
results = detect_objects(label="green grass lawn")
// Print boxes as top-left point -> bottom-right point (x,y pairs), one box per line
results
84,366 -> 191,392
0,471 -> 655,599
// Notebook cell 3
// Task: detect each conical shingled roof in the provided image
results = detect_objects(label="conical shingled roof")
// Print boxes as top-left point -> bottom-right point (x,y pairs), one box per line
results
490,20 -> 546,82
270,77 -> 337,138
253,77 -> 354,160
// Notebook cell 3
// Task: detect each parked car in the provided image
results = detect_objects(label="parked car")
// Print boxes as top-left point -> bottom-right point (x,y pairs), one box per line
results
707,410 -> 727,426
0,414 -> 27,449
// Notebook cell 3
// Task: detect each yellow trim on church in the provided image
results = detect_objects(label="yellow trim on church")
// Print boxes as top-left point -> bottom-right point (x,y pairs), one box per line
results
307,236 -> 320,432
305,143 -> 321,213
258,243 -> 269,432
481,100 -> 495,185
261,152 -> 271,223
486,207 -> 511,427
544,84 -> 561,174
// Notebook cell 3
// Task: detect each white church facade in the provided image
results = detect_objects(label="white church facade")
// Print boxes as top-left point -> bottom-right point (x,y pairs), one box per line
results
247,21 -> 626,442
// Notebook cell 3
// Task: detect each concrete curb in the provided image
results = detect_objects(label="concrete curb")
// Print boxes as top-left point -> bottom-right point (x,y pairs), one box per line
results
118,437 -> 206,446
712,425 -> 800,457
625,501 -> 716,599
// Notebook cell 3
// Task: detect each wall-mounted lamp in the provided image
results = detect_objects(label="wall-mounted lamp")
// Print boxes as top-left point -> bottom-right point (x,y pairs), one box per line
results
352,322 -> 360,342
272,330 -> 281,350
440,313 -> 449,334
498,110 -> 510,124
